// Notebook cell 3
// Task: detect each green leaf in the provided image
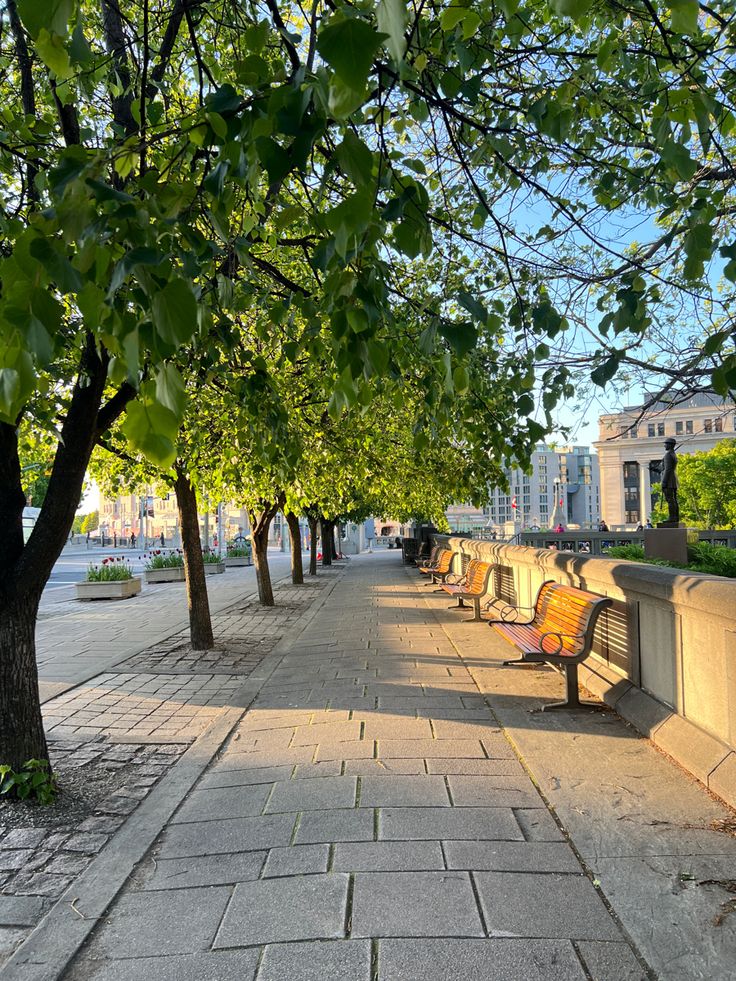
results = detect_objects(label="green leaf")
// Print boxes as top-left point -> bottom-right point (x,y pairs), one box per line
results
35,28 -> 72,80
155,364 -> 186,418
440,7 -> 467,31
152,279 -> 198,347
17,0 -> 73,39
438,321 -> 477,357
317,19 -> 386,91
670,0 -> 698,34
336,132 -> 374,185
549,0 -> 594,20
453,365 -> 470,394
591,352 -> 622,387
393,220 -> 421,258
457,291 -> 488,323
120,399 -> 179,469
69,23 -> 93,65
377,0 -> 408,61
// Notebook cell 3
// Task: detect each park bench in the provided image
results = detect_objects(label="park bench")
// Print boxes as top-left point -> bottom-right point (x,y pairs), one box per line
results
492,581 -> 613,710
417,545 -> 443,575
419,548 -> 455,584
440,559 -> 495,621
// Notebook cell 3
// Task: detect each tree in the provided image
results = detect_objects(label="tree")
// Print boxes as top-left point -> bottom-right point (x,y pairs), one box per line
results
80,511 -> 99,534
668,441 -> 736,529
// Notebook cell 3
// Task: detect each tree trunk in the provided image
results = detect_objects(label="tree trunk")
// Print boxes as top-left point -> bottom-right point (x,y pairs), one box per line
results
320,517 -> 332,567
308,515 -> 319,576
249,503 -> 280,606
331,522 -> 340,560
174,466 -> 214,650
285,512 -> 304,585
0,337 -> 134,772
0,591 -> 48,771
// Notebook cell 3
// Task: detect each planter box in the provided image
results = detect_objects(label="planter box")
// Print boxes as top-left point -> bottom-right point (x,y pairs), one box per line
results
145,567 -> 186,584
225,556 -> 251,567
203,562 -> 225,575
76,577 -> 142,601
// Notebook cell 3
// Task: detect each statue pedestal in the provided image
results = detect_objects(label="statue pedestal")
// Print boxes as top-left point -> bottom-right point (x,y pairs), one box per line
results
644,527 -> 688,566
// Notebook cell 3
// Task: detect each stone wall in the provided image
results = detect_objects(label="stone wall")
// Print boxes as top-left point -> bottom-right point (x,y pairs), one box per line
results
435,536 -> 736,808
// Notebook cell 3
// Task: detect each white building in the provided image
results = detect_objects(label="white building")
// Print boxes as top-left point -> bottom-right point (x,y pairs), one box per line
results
595,393 -> 736,526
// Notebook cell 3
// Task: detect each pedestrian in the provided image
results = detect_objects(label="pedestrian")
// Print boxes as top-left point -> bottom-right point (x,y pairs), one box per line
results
645,519 -> 653,529
554,523 -> 565,533
130,531 -> 136,548
160,531 -> 165,547
597,519 -> 609,532
363,517 -> 375,552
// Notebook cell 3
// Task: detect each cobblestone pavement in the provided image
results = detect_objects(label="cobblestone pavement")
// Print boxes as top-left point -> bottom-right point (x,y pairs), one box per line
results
0,568 -> 339,969
65,555 -> 648,981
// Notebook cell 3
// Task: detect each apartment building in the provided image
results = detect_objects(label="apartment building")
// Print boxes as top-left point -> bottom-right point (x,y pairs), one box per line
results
454,445 -> 600,532
98,491 -> 250,545
595,393 -> 735,525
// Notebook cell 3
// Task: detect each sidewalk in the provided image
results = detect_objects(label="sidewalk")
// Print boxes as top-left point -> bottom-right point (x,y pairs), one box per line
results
4,553 -> 736,980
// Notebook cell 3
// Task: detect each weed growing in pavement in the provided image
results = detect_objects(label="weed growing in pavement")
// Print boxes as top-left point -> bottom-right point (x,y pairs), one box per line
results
0,759 -> 58,805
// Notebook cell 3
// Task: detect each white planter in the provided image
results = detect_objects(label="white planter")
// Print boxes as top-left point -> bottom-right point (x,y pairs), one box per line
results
76,577 -> 142,601
225,556 -> 251,567
145,567 -> 186,584
203,562 -> 225,575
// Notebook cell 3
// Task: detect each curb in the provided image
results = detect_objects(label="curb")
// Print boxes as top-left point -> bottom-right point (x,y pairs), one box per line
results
1,567 -> 346,981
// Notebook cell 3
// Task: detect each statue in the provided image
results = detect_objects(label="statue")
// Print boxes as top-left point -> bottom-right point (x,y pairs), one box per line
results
660,438 -> 680,525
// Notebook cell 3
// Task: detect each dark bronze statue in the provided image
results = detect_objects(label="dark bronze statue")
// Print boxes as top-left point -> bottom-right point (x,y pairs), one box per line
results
660,438 -> 680,525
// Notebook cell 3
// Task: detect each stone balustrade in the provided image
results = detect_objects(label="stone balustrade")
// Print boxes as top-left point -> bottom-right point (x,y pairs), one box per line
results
435,535 -> 736,808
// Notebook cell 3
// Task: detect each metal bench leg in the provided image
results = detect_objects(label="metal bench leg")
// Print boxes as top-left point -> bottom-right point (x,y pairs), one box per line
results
541,663 -> 599,711
461,597 -> 483,622
448,597 -> 465,609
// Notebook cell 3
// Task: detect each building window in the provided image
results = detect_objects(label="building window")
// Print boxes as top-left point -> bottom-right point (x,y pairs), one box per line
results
704,419 -> 713,433
676,421 -> 683,435
622,461 -> 640,524
686,420 -> 693,434
647,424 -> 655,437
715,417 -> 723,433
657,422 -> 665,436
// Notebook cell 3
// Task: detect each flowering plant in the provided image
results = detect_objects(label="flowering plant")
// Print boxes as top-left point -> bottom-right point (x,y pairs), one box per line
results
202,550 -> 224,564
85,557 -> 134,582
144,549 -> 184,570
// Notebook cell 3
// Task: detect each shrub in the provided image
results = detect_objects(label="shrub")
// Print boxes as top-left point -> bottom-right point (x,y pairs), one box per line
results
687,541 -> 736,578
144,550 -> 184,570
0,759 -> 57,805
86,558 -> 134,581
605,544 -> 646,562
606,541 -> 736,578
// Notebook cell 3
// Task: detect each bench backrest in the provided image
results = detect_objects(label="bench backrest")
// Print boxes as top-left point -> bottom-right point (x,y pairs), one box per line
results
533,581 -> 612,655
433,549 -> 454,574
426,544 -> 442,566
463,560 -> 494,595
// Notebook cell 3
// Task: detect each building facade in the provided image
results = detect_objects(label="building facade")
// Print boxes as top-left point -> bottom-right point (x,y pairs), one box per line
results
98,491 -> 251,546
444,445 -> 600,533
595,393 -> 736,526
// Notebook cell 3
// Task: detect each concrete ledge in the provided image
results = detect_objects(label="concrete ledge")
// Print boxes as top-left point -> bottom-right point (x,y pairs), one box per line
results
708,753 -> 736,809
653,714 -> 733,788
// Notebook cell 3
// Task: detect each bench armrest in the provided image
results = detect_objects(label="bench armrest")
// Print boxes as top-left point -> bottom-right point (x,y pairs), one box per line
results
539,631 -> 585,655
486,602 -> 534,622
444,573 -> 466,585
